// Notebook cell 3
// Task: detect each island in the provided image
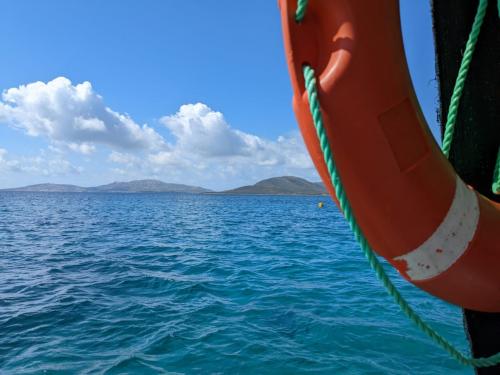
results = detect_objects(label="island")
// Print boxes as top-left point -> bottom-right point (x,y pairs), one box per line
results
220,176 -> 327,196
2,176 -> 327,196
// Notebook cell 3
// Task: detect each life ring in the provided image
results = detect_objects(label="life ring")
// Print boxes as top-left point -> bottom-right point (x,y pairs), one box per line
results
279,0 -> 500,312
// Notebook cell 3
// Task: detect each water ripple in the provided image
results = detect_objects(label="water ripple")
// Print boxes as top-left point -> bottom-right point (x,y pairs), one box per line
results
0,192 -> 471,374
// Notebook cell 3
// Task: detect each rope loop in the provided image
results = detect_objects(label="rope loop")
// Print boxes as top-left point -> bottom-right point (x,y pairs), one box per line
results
296,0 -> 500,368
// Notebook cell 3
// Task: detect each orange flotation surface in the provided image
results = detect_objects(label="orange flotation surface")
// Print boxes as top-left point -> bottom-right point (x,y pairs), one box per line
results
279,0 -> 500,312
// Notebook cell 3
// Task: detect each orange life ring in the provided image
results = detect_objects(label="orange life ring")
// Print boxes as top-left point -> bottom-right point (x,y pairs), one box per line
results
279,0 -> 500,312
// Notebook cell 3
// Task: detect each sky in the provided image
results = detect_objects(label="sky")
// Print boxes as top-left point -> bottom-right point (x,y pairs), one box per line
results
0,0 -> 438,190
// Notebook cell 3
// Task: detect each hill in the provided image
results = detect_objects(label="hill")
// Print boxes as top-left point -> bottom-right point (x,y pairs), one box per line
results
89,179 -> 210,193
2,183 -> 87,192
222,176 -> 326,195
3,179 -> 211,194
3,177 -> 327,195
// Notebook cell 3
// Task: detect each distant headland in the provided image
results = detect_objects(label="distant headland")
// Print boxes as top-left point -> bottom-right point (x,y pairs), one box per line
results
219,176 -> 326,195
1,176 -> 327,196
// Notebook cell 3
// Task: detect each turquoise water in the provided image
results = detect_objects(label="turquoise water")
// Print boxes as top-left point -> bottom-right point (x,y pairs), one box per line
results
0,192 -> 473,374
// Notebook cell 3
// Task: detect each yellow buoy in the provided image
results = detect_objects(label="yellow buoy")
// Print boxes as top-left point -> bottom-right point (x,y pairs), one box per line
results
318,202 -> 324,208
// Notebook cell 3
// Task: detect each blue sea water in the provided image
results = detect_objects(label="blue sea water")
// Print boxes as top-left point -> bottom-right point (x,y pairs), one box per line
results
0,192 -> 473,374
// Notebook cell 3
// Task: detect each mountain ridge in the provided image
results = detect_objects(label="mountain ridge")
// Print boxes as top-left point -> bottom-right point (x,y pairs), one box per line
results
2,179 -> 210,194
88,179 -> 210,193
2,177 -> 326,195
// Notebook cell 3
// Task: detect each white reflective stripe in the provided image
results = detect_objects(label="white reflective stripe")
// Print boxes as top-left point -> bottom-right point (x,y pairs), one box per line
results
394,176 -> 479,281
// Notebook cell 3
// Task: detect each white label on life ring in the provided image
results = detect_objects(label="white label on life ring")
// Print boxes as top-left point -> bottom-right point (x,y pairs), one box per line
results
394,176 -> 479,281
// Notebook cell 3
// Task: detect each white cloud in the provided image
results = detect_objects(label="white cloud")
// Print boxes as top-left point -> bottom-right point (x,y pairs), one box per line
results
161,103 -> 248,157
108,151 -> 141,166
106,103 -> 317,189
67,142 -> 96,154
0,148 -> 82,176
0,148 -> 20,171
159,103 -> 312,168
0,77 -> 166,153
0,76 -> 317,189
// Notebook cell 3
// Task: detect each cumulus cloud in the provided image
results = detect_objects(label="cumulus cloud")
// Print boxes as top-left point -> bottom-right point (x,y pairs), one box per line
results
161,103 -> 248,157
0,77 -> 166,153
105,103 -> 316,189
0,76 -> 317,188
160,103 -> 312,168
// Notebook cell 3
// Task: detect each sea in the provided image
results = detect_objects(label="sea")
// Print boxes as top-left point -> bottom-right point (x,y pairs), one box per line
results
0,192 -> 473,374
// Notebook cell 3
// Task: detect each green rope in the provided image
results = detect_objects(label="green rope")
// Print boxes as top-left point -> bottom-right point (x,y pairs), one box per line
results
441,0 -> 488,157
493,148 -> 500,194
295,0 -> 308,22
296,0 -> 500,368
302,65 -> 500,368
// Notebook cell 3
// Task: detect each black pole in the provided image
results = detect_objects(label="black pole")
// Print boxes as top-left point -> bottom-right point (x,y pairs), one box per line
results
432,1 -> 500,374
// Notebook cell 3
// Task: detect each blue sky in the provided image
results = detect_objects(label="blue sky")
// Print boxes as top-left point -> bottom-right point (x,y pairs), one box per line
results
0,0 -> 438,190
